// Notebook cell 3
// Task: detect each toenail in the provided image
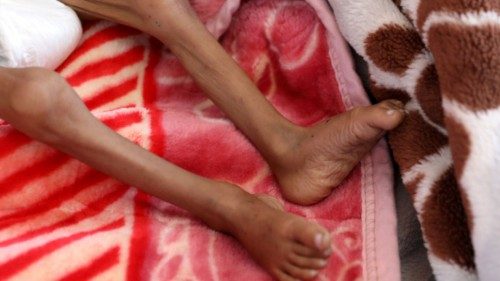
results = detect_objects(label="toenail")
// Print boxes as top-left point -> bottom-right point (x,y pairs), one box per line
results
318,259 -> 327,267
388,100 -> 404,108
314,233 -> 325,249
386,109 -> 396,115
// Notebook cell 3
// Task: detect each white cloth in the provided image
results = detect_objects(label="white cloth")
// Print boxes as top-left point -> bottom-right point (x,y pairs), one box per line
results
0,0 -> 82,69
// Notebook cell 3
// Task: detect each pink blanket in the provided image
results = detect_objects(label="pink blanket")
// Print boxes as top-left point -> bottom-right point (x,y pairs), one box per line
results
0,0 -> 399,280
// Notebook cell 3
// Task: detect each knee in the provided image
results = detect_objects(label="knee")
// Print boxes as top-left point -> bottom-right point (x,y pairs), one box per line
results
3,67 -> 77,144
7,67 -> 69,124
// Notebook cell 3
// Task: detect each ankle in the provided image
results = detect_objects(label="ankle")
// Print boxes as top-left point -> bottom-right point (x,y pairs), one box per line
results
264,123 -> 308,169
196,181 -> 255,234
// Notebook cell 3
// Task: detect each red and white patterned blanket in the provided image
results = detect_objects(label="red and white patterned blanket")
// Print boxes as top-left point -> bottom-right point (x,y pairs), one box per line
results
0,0 -> 400,280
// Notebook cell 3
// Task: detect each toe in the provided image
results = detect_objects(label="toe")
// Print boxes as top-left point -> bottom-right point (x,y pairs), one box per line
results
283,263 -> 320,280
346,99 -> 405,142
288,253 -> 328,269
290,220 -> 331,252
293,243 -> 332,258
275,269 -> 300,281
366,99 -> 406,131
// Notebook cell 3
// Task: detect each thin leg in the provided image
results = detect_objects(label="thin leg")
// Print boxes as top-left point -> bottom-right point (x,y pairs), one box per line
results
0,66 -> 330,281
63,0 -> 406,205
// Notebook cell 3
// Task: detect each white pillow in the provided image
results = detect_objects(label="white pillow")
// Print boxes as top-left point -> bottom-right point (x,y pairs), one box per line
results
0,0 -> 82,70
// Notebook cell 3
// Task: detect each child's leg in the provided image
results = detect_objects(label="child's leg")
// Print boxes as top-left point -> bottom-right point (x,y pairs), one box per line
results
0,66 -> 330,281
62,0 -> 406,205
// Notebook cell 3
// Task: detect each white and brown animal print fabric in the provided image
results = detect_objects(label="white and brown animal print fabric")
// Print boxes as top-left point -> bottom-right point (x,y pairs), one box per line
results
328,0 -> 499,280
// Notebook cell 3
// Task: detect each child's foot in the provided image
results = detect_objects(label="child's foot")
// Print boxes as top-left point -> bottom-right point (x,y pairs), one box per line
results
271,100 -> 405,205
59,2 -> 332,280
59,0 -> 406,208
209,188 -> 332,281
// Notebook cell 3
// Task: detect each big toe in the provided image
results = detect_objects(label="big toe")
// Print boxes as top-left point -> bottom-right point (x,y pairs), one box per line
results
366,100 -> 406,131
348,99 -> 405,142
291,219 -> 331,254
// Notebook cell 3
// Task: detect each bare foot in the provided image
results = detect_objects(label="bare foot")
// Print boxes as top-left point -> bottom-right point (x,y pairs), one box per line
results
60,0 -> 404,207
59,1 -> 332,280
271,100 -> 405,205
207,187 -> 332,281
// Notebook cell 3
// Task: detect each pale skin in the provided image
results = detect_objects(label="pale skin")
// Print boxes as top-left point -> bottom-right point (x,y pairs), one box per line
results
0,1 -> 405,280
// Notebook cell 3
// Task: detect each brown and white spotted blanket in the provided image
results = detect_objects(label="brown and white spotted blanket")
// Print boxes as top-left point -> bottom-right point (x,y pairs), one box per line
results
328,0 -> 499,280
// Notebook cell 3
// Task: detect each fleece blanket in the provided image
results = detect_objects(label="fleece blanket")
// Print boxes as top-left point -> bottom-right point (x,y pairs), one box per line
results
329,0 -> 500,280
0,0 -> 400,280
